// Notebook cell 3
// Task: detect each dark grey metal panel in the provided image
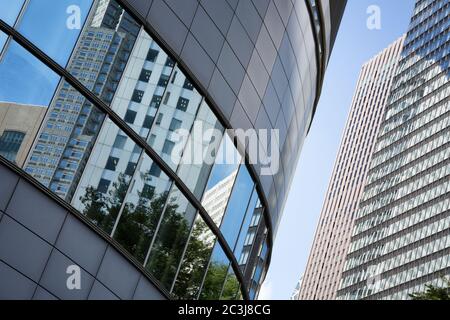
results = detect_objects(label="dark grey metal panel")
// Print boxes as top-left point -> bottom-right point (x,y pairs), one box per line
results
55,214 -> 108,275
0,260 -> 37,300
0,215 -> 52,282
96,246 -> 141,300
7,179 -> 67,244
39,250 -> 94,300
0,162 -> 167,300
0,165 -> 19,211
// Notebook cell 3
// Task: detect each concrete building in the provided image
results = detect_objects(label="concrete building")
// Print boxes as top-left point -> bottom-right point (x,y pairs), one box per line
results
338,0 -> 450,300
299,36 -> 405,300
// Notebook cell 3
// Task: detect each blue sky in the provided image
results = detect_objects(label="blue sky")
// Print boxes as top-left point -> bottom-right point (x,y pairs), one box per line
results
260,0 -> 416,300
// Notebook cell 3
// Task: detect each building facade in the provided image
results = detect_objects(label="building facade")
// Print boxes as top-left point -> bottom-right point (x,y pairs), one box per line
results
298,37 -> 405,300
338,0 -> 450,300
0,0 -> 345,300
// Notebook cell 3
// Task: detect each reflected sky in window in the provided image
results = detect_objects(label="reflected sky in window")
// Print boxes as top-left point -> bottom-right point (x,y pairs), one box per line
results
0,0 -> 25,26
220,166 -> 255,246
205,134 -> 242,190
0,31 -> 7,52
0,41 -> 60,106
18,0 -> 92,66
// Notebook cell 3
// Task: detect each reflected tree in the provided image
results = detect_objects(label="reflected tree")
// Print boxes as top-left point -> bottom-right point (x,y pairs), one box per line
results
80,172 -> 242,300
173,219 -> 215,299
80,173 -> 130,234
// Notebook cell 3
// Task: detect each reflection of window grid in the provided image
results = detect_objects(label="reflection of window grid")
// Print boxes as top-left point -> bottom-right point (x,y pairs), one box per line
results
124,109 -> 137,124
149,162 -> 162,177
162,140 -> 175,155
176,97 -> 189,111
169,118 -> 182,132
150,95 -> 162,109
0,130 -> 25,162
113,135 -> 127,149
183,78 -> 194,91
155,113 -> 163,125
98,178 -> 111,193
105,156 -> 119,171
125,162 -> 137,176
158,75 -> 169,87
146,48 -> 159,62
143,115 -> 154,129
139,69 -> 152,82
131,89 -> 144,103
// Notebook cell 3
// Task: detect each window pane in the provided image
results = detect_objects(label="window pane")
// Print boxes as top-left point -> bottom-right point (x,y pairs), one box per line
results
201,134 -> 242,226
112,154 -> 172,263
0,40 -> 60,167
172,216 -> 216,299
220,268 -> 241,300
145,186 -> 197,290
0,41 -> 60,106
147,66 -> 203,170
111,35 -> 172,137
0,31 -> 6,52
0,0 -> 25,26
71,119 -> 142,234
233,190 -> 260,262
176,101 -> 224,199
218,166 -> 255,247
23,79 -> 107,199
18,0 -> 93,66
199,245 -> 230,300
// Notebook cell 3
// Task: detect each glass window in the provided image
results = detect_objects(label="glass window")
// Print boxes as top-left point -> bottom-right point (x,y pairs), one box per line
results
145,66 -> 203,170
169,118 -> 182,132
105,156 -> 119,171
176,101 -> 224,199
0,0 -> 26,26
111,154 -> 172,263
112,135 -> 127,149
176,97 -> 189,112
18,0 -> 93,66
162,140 -> 175,155
201,134 -> 242,226
145,186 -> 198,289
233,190 -> 261,262
220,268 -> 241,300
139,69 -> 152,83
71,119 -> 142,234
199,245 -> 230,300
147,48 -> 159,62
0,40 -> 60,106
172,216 -> 216,299
0,130 -> 25,163
124,109 -> 137,124
218,166 -> 255,247
0,31 -> 7,52
0,40 -> 62,170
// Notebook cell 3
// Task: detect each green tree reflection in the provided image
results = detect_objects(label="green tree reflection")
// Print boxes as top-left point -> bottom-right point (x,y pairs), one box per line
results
80,173 -> 241,299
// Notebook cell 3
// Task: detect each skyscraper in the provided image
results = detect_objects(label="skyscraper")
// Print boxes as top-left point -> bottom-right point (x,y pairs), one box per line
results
338,0 -> 450,300
299,36 -> 405,300
0,0 -> 346,300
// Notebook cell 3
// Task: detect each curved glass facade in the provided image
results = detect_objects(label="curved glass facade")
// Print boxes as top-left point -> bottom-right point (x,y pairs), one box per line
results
0,0 -> 344,299
0,0 -> 273,299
